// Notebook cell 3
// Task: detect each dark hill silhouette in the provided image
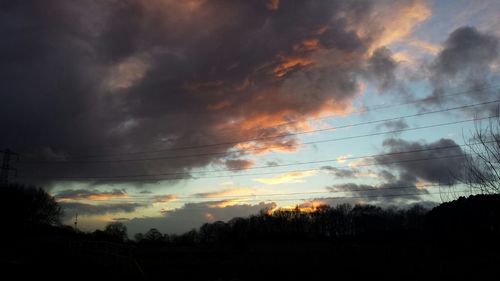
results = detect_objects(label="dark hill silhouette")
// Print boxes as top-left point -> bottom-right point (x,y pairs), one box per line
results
426,194 -> 500,237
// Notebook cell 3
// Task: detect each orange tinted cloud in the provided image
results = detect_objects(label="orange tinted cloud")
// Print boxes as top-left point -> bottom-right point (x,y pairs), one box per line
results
273,55 -> 313,77
224,159 -> 255,170
103,56 -> 149,91
293,39 -> 320,52
223,99 -> 350,156
254,170 -> 317,185
274,200 -> 327,213
297,200 -> 328,212
207,199 -> 242,208
232,108 -> 309,131
195,188 -> 256,198
234,138 -> 300,155
266,0 -> 280,11
351,0 -> 431,53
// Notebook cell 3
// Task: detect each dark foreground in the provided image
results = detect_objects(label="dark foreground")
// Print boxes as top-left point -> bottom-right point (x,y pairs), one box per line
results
2,234 -> 499,280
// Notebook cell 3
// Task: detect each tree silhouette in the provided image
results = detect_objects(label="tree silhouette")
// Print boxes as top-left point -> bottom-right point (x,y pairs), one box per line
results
144,228 -> 164,242
0,183 -> 62,229
104,222 -> 128,242
134,232 -> 144,242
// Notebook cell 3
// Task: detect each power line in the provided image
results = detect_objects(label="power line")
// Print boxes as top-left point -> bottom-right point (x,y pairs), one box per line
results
216,85 -> 500,132
28,140 -> 487,180
211,183 -> 465,200
59,183 -> 452,202
45,85 -> 500,155
18,110 -> 499,164
20,152 -> 468,181
40,98 -> 500,159
234,190 -> 471,204
98,99 -> 499,154
89,190 -> 474,209
56,191 -> 475,214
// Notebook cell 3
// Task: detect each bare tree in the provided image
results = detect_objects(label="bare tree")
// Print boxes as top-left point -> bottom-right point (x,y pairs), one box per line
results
462,114 -> 500,194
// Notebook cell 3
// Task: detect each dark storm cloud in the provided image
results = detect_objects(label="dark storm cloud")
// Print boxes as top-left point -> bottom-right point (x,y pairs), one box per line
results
318,138 -> 466,204
60,202 -> 146,215
0,0 -> 429,186
324,170 -> 428,204
125,201 -> 276,235
426,26 -> 500,111
374,138 -> 466,184
433,26 -> 498,77
56,188 -> 127,200
299,195 -> 438,210
331,161 -> 430,196
379,169 -> 397,182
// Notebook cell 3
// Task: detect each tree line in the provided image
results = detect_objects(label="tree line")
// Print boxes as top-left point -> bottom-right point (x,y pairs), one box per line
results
1,182 -> 499,245
131,194 -> 500,245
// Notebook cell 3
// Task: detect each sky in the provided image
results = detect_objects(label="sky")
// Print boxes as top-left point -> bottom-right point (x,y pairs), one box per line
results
1,0 -> 500,235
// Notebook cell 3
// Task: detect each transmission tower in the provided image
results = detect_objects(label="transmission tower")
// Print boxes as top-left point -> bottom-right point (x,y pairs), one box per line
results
0,149 -> 19,186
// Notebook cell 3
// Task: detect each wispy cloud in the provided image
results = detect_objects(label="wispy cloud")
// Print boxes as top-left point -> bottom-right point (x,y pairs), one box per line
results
254,170 -> 317,185
219,181 -> 235,186
206,199 -> 243,208
193,188 -> 256,198
152,194 -> 177,204
322,166 -> 378,179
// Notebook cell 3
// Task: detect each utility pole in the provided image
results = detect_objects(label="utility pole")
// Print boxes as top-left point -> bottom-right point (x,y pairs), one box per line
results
0,149 -> 19,186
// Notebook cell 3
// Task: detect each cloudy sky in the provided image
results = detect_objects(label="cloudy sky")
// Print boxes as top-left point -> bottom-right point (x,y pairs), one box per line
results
1,0 -> 499,235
